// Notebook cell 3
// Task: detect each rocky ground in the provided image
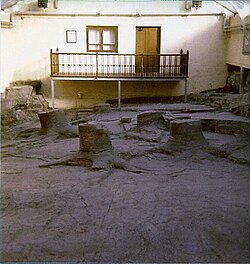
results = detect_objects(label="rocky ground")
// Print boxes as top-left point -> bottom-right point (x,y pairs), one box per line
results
1,102 -> 250,263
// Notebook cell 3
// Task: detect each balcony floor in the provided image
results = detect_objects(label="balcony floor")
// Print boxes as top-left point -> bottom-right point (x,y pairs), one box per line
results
51,72 -> 187,80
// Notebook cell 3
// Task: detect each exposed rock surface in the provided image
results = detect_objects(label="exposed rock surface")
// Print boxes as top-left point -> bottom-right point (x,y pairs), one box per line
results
1,84 -> 49,139
1,103 -> 250,263
201,118 -> 250,136
190,92 -> 250,118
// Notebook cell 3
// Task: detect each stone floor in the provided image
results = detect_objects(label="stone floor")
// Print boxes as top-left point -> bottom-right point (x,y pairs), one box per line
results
1,103 -> 250,263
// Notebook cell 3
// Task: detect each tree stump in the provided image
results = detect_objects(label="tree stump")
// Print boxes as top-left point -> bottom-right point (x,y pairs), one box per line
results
38,109 -> 78,137
160,119 -> 207,153
79,124 -> 112,154
169,119 -> 206,142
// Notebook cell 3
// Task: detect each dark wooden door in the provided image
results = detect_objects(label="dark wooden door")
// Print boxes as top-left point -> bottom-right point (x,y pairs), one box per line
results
136,27 -> 160,74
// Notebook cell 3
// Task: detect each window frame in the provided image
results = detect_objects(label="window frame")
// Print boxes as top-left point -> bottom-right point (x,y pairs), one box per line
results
66,30 -> 77,44
86,26 -> 118,53
243,28 -> 250,54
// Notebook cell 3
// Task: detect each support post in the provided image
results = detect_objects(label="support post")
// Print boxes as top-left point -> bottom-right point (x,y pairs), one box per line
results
118,80 -> 121,109
240,67 -> 244,94
51,78 -> 55,109
184,79 -> 188,103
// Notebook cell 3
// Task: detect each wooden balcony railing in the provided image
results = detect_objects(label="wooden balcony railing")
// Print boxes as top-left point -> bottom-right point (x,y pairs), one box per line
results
50,50 -> 189,79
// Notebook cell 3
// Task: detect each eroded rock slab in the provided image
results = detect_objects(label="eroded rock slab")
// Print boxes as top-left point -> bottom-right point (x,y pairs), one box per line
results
161,113 -> 191,129
93,103 -> 112,113
137,111 -> 165,125
201,118 -> 250,136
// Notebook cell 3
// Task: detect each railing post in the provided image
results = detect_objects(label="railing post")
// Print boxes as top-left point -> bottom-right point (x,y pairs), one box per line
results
180,49 -> 184,76
118,80 -> 121,109
50,49 -> 53,76
180,50 -> 189,77
141,54 -> 144,77
50,49 -> 59,76
53,48 -> 59,75
186,50 -> 189,78
96,52 -> 99,78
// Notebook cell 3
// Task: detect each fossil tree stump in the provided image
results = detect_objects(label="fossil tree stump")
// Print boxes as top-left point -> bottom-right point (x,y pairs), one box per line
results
38,109 -> 78,137
169,119 -> 206,142
162,119 -> 207,153
79,124 -> 112,154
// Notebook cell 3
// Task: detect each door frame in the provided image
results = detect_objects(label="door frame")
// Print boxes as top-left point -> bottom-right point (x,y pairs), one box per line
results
135,26 -> 161,54
135,26 -> 161,74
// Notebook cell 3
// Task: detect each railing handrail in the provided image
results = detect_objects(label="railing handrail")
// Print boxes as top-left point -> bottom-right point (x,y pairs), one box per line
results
51,51 -> 189,56
50,49 -> 189,78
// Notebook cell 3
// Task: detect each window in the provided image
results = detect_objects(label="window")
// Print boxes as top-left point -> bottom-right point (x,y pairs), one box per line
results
66,30 -> 77,43
38,0 -> 48,8
243,29 -> 250,54
87,26 -> 118,52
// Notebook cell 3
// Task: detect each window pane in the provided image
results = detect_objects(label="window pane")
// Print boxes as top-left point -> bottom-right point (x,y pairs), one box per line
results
89,44 -> 101,51
103,44 -> 115,51
87,26 -> 117,52
103,29 -> 115,44
88,29 -> 100,44
243,30 -> 250,53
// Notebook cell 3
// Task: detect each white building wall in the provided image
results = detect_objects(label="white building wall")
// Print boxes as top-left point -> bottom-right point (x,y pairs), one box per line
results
54,0 -> 229,15
1,0 -> 230,108
1,26 -> 14,92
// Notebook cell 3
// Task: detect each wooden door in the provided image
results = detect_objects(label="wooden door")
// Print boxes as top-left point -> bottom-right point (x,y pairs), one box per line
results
136,27 -> 160,74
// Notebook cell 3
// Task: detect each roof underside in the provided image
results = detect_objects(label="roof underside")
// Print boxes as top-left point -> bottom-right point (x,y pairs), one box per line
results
1,0 -> 20,10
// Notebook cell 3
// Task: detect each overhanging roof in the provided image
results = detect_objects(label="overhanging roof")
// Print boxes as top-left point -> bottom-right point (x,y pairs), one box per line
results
1,0 -> 20,10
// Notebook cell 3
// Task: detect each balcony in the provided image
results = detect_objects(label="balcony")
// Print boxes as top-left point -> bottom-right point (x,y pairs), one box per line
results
50,50 -> 189,80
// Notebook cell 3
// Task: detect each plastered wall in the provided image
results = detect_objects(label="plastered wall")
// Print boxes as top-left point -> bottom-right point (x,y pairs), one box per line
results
226,16 -> 250,69
0,26 -> 14,92
1,1 -> 229,108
